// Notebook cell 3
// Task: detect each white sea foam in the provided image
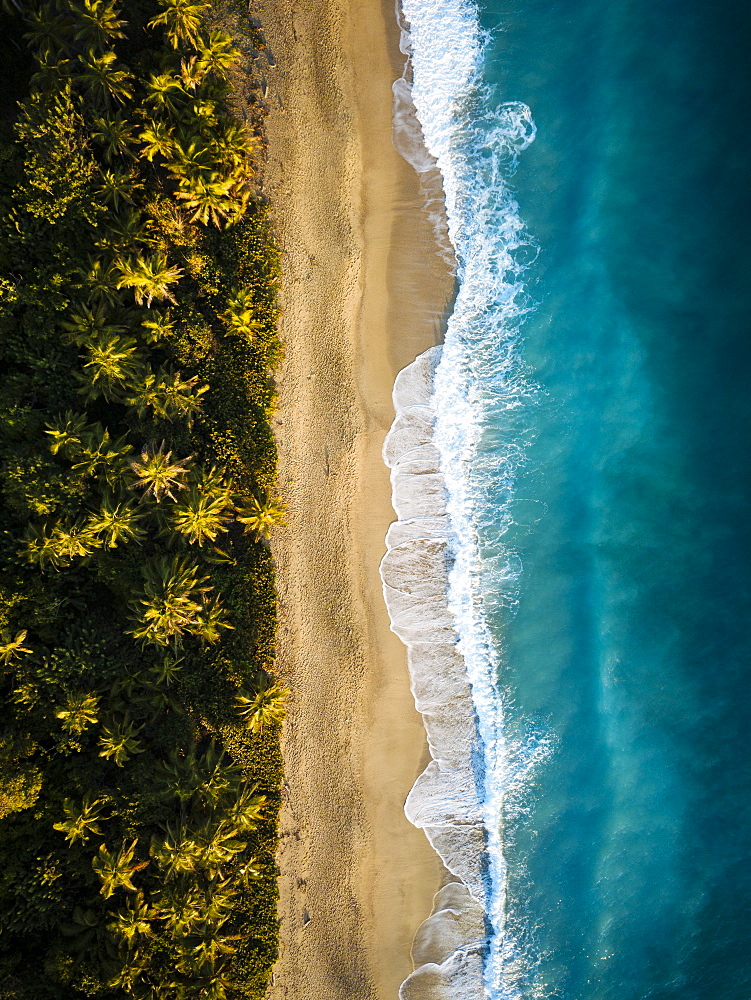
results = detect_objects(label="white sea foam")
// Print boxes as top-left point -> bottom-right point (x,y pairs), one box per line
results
383,1 -> 540,997
400,884 -> 488,1000
381,349 -> 490,996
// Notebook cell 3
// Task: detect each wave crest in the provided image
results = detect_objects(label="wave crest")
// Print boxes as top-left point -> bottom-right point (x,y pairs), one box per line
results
385,0 -> 541,997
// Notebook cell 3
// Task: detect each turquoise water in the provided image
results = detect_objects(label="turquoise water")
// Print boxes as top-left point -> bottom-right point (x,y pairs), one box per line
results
389,0 -> 751,996
487,1 -> 751,996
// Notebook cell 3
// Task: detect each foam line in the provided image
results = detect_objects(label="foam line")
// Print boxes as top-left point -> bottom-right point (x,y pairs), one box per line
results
380,347 -> 491,998
385,1 -> 539,996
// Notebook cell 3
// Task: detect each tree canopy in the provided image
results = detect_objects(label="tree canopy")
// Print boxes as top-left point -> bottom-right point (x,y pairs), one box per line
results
0,1 -> 285,997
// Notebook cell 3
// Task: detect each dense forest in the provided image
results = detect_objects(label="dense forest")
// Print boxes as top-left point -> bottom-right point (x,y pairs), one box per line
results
0,1 -> 285,997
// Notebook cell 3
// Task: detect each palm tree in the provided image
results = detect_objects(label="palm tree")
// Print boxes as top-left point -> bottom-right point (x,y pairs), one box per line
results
21,523 -> 60,569
79,331 -> 141,387
161,368 -> 209,424
98,717 -> 145,766
185,972 -> 233,1000
51,524 -> 99,563
175,174 -> 236,228
192,820 -> 246,877
88,495 -> 147,548
90,113 -> 136,162
77,48 -> 134,107
158,740 -> 239,807
168,135 -> 214,183
155,882 -> 205,936
105,950 -> 150,991
130,442 -> 191,501
224,177 -> 253,226
235,682 -> 288,734
136,592 -> 228,648
22,523 -> 101,569
128,555 -> 211,646
158,747 -> 205,805
235,856 -> 264,887
70,0 -> 126,48
96,167 -> 139,211
80,333 -> 143,401
29,55 -> 73,93
61,303 -> 126,346
115,253 -> 183,307
197,741 -> 242,805
196,30 -> 240,79
235,494 -> 287,541
148,0 -> 209,50
179,54 -> 204,91
76,255 -> 123,307
0,630 -> 32,666
21,520 -> 101,569
151,652 -> 184,687
220,288 -> 263,341
153,833 -> 201,881
192,596 -> 233,645
45,521 -> 102,565
138,119 -> 176,162
184,94 -> 224,127
175,930 -> 239,976
143,71 -> 186,116
169,481 -> 233,546
197,876 -> 238,923
23,5 -> 71,62
92,839 -> 144,897
228,784 -> 267,831
45,410 -> 90,456
55,691 -> 100,734
69,426 -> 132,488
125,365 -> 208,425
139,309 -> 176,343
106,892 -> 153,945
53,793 -> 109,844
212,123 -> 258,174
95,210 -> 153,256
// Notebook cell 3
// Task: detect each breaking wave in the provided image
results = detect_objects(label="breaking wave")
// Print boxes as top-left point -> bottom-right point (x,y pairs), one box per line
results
381,1 -> 545,997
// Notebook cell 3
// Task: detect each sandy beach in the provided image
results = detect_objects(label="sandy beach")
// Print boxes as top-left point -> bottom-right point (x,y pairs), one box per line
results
250,0 -> 454,996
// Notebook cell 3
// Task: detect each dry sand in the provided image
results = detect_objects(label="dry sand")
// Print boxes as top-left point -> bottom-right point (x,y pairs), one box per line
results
249,0 -> 454,996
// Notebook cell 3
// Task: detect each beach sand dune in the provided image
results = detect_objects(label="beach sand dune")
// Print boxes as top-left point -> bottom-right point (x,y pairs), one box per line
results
253,0 -> 454,996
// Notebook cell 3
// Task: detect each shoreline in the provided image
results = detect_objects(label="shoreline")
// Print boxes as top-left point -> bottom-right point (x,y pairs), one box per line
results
253,0 -> 455,996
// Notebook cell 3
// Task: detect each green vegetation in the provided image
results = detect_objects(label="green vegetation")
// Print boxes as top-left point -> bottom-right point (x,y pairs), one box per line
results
0,1 -> 285,997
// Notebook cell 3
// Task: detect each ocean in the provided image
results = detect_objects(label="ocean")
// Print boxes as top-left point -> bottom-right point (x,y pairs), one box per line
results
381,1 -> 751,998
